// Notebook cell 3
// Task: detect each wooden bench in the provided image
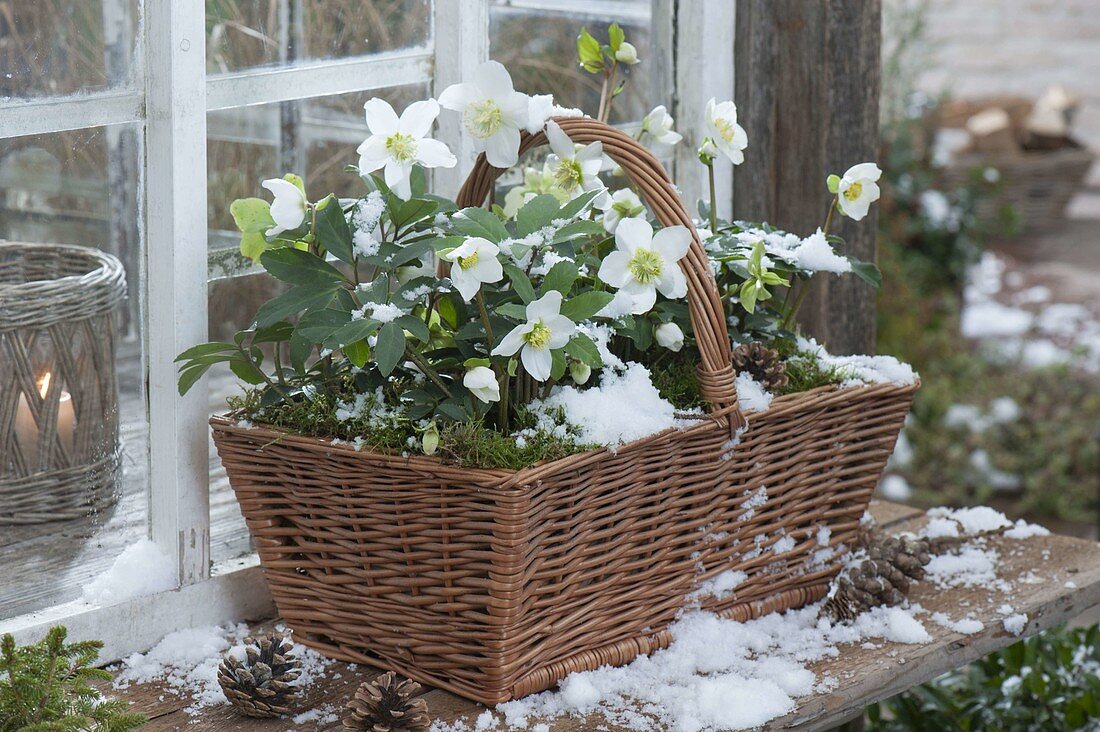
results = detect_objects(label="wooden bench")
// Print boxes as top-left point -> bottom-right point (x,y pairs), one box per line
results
106,501 -> 1100,731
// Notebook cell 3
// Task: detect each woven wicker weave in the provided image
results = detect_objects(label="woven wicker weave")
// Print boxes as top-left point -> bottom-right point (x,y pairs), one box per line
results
211,118 -> 917,704
0,243 -> 126,524
941,145 -> 1095,232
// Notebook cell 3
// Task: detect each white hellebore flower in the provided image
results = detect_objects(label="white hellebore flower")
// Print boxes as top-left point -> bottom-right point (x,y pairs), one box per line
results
641,105 -> 682,147
491,290 -> 576,382
655,322 -> 685,352
598,217 -> 692,314
463,366 -> 500,404
356,98 -> 456,199
438,60 -> 529,168
836,162 -> 883,221
442,237 -> 504,302
602,189 -> 645,233
545,120 -> 608,206
261,178 -> 307,237
703,98 -> 749,165
615,41 -> 639,65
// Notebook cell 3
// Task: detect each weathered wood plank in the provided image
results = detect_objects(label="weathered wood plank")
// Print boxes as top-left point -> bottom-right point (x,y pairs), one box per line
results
103,503 -> 1100,731
734,0 -> 882,355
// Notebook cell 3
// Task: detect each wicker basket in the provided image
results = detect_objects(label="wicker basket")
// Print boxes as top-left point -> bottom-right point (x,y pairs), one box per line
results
0,243 -> 126,524
211,118 -> 917,704
941,145 -> 1095,232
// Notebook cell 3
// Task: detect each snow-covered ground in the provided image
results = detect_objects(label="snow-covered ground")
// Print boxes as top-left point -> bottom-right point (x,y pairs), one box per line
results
961,250 -> 1100,374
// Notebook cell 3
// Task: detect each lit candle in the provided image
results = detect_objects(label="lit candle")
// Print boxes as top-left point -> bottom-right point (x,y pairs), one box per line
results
14,372 -> 75,464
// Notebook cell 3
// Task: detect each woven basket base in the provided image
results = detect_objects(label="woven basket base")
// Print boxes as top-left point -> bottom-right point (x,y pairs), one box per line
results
0,450 -> 121,525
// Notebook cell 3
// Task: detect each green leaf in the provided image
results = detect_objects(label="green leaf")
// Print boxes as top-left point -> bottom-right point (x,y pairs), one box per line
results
254,283 -> 340,327
177,363 -> 211,395
848,258 -> 883,288
560,291 -> 614,321
374,321 -> 407,376
260,247 -> 346,285
295,308 -> 351,342
230,197 -> 276,234
516,194 -> 563,236
504,264 -> 536,304
239,230 -> 272,262
325,318 -> 380,350
385,237 -> 436,269
608,22 -> 624,52
541,260 -> 579,296
740,280 -> 760,313
314,196 -> 355,264
495,303 -> 528,320
558,189 -> 604,221
344,339 -> 371,368
451,207 -> 508,243
565,333 -> 603,368
393,198 -> 438,230
230,358 -> 266,385
175,342 -> 237,362
550,349 -> 567,380
576,27 -> 604,73
396,314 -> 431,343
282,172 -> 305,194
289,332 -> 312,373
552,220 -> 605,244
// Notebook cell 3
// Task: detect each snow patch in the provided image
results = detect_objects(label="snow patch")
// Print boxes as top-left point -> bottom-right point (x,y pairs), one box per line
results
82,539 -> 176,606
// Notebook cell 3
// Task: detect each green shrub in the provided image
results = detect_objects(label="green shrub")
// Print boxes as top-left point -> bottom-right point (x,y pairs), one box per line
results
0,627 -> 145,731
868,624 -> 1100,730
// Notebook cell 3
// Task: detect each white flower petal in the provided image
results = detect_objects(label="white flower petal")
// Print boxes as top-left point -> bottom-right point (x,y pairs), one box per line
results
356,135 -> 390,172
521,344 -> 552,382
597,251 -> 631,287
845,162 -> 882,182
546,316 -> 576,348
437,82 -> 477,111
363,98 -> 400,135
652,226 -> 693,263
615,216 -> 653,254
398,99 -> 440,138
501,91 -> 533,126
415,138 -> 457,168
526,290 -> 563,321
474,60 -> 515,99
492,324 -> 527,357
545,120 -> 574,160
450,266 -> 479,302
384,159 -> 413,199
484,127 -> 521,168
656,266 -> 688,300
622,280 -> 658,314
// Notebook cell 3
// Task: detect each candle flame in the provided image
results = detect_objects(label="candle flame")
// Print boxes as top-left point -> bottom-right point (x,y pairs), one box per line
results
37,371 -> 51,399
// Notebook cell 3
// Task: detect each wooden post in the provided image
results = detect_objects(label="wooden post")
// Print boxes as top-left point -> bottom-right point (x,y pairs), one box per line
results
734,0 -> 882,355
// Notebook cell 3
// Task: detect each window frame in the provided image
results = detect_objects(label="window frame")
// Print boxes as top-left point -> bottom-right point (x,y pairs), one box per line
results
0,0 -> 734,660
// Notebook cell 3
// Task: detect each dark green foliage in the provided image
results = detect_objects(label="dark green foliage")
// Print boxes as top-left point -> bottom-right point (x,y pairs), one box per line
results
777,350 -> 849,396
0,627 -> 146,732
649,351 -> 708,411
868,624 -> 1100,731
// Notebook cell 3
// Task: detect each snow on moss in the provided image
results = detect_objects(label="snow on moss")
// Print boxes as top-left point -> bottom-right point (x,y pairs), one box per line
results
797,337 -> 918,387
529,362 -> 689,447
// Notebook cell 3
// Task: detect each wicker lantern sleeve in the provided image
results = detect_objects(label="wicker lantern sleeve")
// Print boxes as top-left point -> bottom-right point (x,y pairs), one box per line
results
209,118 -> 918,705
0,243 -> 126,525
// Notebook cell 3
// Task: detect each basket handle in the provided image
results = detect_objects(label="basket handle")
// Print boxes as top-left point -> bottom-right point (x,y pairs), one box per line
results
455,117 -> 743,427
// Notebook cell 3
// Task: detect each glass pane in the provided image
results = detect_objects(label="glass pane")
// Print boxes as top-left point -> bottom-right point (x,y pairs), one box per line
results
205,84 -> 429,563
0,0 -> 141,99
206,0 -> 431,74
0,123 -> 150,619
490,2 -> 653,124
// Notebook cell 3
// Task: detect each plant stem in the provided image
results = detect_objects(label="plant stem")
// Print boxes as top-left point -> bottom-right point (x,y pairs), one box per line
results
497,371 -> 510,432
781,277 -> 813,332
475,291 -> 495,349
706,160 -> 719,232
598,63 -> 619,123
405,348 -> 452,398
823,199 -> 838,236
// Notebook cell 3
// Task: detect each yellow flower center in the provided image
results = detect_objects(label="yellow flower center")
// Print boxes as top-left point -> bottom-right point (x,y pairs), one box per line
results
628,247 -> 664,284
843,181 -> 863,202
553,158 -> 584,190
523,321 -> 552,349
714,118 -> 738,143
457,251 -> 479,269
463,99 -> 503,139
385,132 -> 418,163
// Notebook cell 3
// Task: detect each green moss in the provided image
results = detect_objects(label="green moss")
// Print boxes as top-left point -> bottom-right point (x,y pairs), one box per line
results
778,351 -> 848,395
226,386 -> 594,471
648,351 -> 708,410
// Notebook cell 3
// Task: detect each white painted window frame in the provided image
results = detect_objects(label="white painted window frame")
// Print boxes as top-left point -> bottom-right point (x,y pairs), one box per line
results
0,0 -> 735,660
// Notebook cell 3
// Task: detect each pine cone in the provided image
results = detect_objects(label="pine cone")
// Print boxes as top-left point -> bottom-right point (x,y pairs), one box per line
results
822,533 -> 931,622
218,633 -> 301,718
731,341 -> 789,391
344,672 -> 429,732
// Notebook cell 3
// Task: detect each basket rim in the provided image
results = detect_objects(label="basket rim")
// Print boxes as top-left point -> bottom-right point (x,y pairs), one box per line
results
209,378 -> 920,482
0,241 -> 125,293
